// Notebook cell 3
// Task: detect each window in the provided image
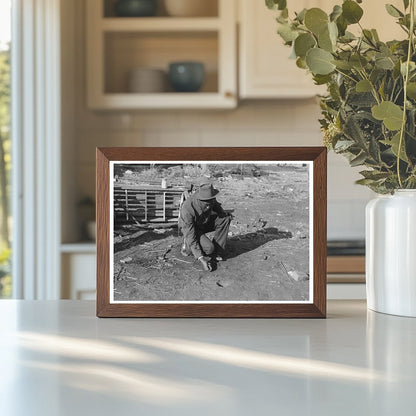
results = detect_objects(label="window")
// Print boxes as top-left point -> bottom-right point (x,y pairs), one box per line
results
0,0 -> 11,298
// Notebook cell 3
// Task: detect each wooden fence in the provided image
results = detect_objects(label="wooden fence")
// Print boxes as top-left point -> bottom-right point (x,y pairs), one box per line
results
114,185 -> 185,225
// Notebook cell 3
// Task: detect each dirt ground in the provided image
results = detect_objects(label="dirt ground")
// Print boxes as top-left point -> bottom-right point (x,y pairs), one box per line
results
113,165 -> 310,302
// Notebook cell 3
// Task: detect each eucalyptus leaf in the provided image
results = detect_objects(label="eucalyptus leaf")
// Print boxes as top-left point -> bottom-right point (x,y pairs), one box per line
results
350,152 -> 368,167
363,29 -> 376,46
408,109 -> 416,137
407,82 -> 416,99
403,0 -> 409,9
385,4 -> 404,18
328,21 -> 338,45
339,31 -> 356,43
336,15 -> 348,36
294,33 -> 316,58
334,139 -> 355,151
266,0 -> 287,11
355,178 -> 377,186
350,54 -> 368,70
378,78 -> 386,100
333,60 -> 353,70
356,79 -> 372,93
348,92 -> 377,107
360,170 -> 391,180
399,14 -> 411,29
369,136 -> 382,163
330,5 -> 342,22
318,27 -> 334,52
401,61 -> 416,76
375,55 -> 395,70
342,0 -> 363,24
371,29 -> 380,43
344,115 -> 366,147
384,132 -> 409,162
372,101 -> 404,130
276,15 -> 288,24
277,23 -> 298,43
306,48 -> 335,75
296,57 -> 308,69
296,8 -> 307,23
313,74 -> 332,85
304,8 -> 328,35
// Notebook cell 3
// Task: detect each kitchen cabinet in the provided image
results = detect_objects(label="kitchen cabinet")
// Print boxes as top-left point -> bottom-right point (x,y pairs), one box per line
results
239,0 -> 325,99
238,0 -> 404,99
86,0 -> 237,109
61,244 -> 96,300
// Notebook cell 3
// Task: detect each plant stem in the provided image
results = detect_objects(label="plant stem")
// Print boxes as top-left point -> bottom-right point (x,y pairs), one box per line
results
334,68 -> 358,84
358,69 -> 381,104
397,0 -> 415,188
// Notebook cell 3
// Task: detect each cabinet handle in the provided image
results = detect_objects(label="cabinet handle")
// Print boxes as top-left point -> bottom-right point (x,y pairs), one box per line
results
224,91 -> 234,99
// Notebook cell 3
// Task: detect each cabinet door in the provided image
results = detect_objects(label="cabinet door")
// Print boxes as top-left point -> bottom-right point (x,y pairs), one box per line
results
239,0 -> 404,99
239,0 -> 326,99
62,253 -> 96,300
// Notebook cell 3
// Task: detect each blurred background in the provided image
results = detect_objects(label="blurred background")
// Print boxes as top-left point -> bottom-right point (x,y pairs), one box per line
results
0,0 -> 404,300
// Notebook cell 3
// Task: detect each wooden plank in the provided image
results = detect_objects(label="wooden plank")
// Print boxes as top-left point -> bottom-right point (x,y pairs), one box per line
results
114,185 -> 184,192
144,190 -> 147,222
163,192 -> 166,221
124,189 -> 129,220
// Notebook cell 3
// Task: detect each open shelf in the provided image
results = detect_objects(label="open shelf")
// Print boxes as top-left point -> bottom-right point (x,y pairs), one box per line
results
103,0 -> 219,18
102,17 -> 221,31
89,93 -> 234,109
104,31 -> 218,94
87,0 -> 236,109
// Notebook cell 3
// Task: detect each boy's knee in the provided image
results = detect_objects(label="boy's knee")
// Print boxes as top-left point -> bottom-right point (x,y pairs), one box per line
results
205,242 -> 215,255
200,235 -> 215,255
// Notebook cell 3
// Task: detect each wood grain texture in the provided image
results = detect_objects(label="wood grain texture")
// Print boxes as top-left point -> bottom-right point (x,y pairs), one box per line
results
327,256 -> 365,274
96,147 -> 327,318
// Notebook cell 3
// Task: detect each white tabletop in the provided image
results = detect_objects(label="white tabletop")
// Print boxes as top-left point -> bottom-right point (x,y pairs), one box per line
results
0,300 -> 415,416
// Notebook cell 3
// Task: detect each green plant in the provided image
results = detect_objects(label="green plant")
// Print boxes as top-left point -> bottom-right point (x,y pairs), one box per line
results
267,0 -> 416,193
0,247 -> 11,298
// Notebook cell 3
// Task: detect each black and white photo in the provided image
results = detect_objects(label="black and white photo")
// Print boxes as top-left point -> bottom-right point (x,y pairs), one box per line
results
110,161 -> 313,303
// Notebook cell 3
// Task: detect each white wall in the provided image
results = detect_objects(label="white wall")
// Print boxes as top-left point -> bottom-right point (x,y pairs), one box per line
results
61,0 -> 374,243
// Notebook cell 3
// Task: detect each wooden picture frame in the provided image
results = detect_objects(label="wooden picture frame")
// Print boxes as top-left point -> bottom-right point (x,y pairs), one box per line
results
96,147 -> 327,318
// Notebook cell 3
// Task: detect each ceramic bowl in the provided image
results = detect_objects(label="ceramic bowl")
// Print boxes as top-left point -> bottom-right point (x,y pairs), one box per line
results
114,0 -> 158,17
128,68 -> 167,93
168,62 -> 205,92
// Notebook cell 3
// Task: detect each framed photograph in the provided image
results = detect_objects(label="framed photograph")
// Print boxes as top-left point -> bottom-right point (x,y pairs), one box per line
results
96,147 -> 327,317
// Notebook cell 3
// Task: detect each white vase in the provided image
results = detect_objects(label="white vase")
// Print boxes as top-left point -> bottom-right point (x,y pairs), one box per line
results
366,190 -> 416,317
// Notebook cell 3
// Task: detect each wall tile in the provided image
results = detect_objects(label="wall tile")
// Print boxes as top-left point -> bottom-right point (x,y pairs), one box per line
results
178,110 -> 227,130
132,111 -> 180,130
76,131 -> 137,163
199,129 -> 256,146
142,130 -> 200,147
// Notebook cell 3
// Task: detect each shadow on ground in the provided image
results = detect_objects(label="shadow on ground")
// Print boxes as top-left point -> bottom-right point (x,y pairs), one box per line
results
114,227 -> 178,253
225,227 -> 293,260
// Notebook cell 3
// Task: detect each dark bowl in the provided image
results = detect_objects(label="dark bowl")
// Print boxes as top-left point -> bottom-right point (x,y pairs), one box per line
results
114,0 -> 158,17
168,62 -> 205,93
